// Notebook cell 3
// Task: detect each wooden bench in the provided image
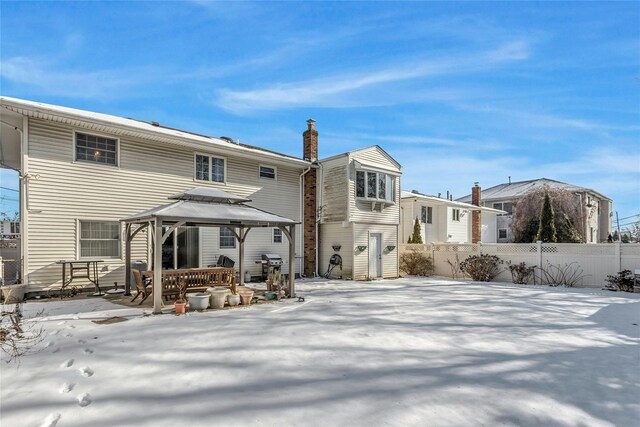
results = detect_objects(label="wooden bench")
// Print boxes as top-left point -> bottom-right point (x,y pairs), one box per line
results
142,268 -> 236,301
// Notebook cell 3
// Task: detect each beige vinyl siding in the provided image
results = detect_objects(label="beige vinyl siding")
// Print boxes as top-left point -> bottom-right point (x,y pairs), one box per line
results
25,118 -> 303,290
348,148 -> 400,224
320,156 -> 348,223
319,222 -> 354,279
352,223 -> 398,280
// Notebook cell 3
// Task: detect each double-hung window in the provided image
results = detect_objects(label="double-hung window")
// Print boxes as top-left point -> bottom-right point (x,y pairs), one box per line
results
421,206 -> 432,224
195,154 -> 225,183
219,228 -> 236,248
75,132 -> 118,166
273,228 -> 283,243
355,170 -> 395,202
452,209 -> 460,222
79,221 -> 120,258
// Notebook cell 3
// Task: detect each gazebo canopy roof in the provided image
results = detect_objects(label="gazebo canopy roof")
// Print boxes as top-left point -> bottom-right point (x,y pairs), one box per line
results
122,187 -> 297,227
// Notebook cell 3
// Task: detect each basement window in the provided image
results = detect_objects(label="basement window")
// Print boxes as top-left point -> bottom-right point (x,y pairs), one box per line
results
75,132 -> 118,166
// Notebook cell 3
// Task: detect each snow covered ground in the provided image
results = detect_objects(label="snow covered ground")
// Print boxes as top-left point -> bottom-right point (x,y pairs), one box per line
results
1,277 -> 639,427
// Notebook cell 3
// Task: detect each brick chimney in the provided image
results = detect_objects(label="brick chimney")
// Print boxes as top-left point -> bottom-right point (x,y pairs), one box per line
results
471,183 -> 482,244
303,119 -> 318,277
303,119 -> 318,161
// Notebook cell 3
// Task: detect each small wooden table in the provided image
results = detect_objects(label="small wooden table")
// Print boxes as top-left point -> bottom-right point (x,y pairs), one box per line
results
56,259 -> 104,297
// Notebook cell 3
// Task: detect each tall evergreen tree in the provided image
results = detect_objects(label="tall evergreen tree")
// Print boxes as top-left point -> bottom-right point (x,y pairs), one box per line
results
410,217 -> 423,244
536,193 -> 557,242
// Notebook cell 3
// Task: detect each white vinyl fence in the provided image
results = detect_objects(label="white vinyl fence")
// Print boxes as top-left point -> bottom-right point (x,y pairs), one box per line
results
400,242 -> 640,288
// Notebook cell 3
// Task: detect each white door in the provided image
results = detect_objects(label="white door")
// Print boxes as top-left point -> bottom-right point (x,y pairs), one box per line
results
369,233 -> 382,278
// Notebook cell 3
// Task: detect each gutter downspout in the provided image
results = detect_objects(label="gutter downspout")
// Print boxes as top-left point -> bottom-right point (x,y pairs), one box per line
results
316,161 -> 323,277
299,166 -> 313,277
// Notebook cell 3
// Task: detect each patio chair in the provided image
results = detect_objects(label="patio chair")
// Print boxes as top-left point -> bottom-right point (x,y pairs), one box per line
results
131,269 -> 152,305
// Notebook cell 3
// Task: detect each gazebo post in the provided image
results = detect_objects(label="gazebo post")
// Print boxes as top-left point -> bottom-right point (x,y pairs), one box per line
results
153,218 -> 163,314
238,226 -> 244,286
289,224 -> 296,297
124,223 -> 132,295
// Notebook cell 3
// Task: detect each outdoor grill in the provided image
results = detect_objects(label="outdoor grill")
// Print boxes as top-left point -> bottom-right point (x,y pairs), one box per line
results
260,253 -> 283,280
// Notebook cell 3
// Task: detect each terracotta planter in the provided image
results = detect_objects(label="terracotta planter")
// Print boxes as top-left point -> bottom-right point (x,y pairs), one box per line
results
227,293 -> 241,307
1,284 -> 27,304
174,301 -> 187,314
238,289 -> 254,305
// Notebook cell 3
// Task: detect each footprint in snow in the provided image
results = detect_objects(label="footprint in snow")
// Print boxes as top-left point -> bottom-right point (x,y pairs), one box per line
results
50,330 -> 60,336
60,359 -> 74,368
52,347 -> 61,354
63,333 -> 72,338
59,382 -> 75,394
68,324 -> 76,329
83,348 -> 94,355
77,339 -> 86,344
77,393 -> 92,407
40,413 -> 61,427
78,367 -> 94,377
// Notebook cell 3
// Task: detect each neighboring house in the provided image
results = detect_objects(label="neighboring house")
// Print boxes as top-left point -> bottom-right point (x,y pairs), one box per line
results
1,220 -> 20,239
1,97 -> 318,291
318,146 -> 401,280
401,189 -> 505,244
457,178 -> 612,243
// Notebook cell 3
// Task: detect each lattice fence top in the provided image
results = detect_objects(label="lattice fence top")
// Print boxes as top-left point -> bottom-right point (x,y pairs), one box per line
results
546,244 -> 615,256
432,244 -> 479,253
483,244 -> 537,254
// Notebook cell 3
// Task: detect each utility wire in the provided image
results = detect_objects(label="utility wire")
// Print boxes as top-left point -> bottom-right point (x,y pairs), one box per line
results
0,186 -> 19,192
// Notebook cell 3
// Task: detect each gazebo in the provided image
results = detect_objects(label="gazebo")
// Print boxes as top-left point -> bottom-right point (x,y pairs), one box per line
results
121,188 -> 298,314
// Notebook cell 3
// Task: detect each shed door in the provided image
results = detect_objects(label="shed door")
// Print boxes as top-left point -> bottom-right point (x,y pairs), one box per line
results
369,233 -> 382,278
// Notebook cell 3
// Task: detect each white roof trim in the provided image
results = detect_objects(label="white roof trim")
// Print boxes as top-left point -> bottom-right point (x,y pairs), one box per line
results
353,159 -> 402,176
401,191 -> 506,214
0,96 -> 312,168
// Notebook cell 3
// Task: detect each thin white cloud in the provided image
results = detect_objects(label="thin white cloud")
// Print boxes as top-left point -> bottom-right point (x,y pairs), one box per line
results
215,41 -> 531,112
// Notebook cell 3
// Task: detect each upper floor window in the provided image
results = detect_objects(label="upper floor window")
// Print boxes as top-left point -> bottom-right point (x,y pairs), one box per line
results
355,170 -> 394,202
273,228 -> 283,243
219,227 -> 236,248
452,209 -> 460,222
498,229 -> 507,239
195,154 -> 225,183
75,132 -> 118,166
259,165 -> 276,180
421,206 -> 432,224
492,202 -> 513,215
79,220 -> 120,258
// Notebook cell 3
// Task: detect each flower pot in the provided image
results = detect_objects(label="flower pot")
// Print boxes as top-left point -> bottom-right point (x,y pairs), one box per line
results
1,284 -> 27,304
264,291 -> 277,300
187,293 -> 210,311
207,288 -> 230,309
237,289 -> 254,305
227,293 -> 241,307
175,301 -> 187,314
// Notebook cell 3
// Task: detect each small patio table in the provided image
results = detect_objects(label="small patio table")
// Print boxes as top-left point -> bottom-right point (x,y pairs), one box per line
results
56,259 -> 104,297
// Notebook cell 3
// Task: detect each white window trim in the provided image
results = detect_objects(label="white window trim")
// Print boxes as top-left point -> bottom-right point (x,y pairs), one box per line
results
273,228 -> 283,243
73,130 -> 120,168
219,227 -> 236,249
452,208 -> 461,222
259,164 -> 277,180
76,218 -> 122,260
193,152 -> 227,184
355,170 -> 396,204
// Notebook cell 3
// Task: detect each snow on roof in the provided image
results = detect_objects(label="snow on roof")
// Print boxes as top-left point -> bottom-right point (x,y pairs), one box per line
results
401,190 -> 506,214
168,187 -> 250,204
0,96 -> 311,167
456,178 -> 611,203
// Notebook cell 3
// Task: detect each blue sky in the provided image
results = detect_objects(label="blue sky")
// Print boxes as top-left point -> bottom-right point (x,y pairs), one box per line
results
1,1 -> 639,225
